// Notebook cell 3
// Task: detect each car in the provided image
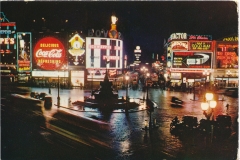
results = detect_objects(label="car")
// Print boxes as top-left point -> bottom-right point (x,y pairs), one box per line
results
215,115 -> 232,138
30,92 -> 39,99
39,92 -> 48,100
170,116 -> 198,136
224,87 -> 238,97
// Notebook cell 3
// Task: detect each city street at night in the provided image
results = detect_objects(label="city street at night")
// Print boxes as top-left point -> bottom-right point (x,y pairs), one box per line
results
2,87 -> 238,159
1,1 -> 239,160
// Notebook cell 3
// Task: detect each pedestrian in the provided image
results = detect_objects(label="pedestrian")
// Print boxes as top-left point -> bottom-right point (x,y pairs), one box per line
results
226,103 -> 229,111
48,87 -> 51,94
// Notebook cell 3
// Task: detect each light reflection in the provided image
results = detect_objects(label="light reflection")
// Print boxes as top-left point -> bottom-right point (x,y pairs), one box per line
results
120,140 -> 130,153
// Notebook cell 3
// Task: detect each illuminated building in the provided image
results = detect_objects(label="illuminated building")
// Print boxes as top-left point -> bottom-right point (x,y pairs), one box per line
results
0,12 -> 17,83
85,15 -> 124,87
164,33 -> 238,90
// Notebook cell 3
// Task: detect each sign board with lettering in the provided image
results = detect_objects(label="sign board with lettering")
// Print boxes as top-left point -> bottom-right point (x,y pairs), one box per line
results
33,37 -> 66,70
85,37 -> 123,71
168,33 -> 187,42
189,41 -> 212,51
216,43 -> 238,68
171,41 -> 188,50
0,12 -> 16,54
188,34 -> 212,40
17,32 -> 32,72
172,51 -> 212,69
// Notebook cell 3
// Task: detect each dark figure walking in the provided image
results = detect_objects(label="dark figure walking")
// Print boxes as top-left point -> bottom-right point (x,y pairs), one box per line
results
226,104 -> 229,111
49,87 -> 51,94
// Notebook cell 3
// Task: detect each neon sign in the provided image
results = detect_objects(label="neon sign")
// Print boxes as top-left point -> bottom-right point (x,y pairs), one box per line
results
171,41 -> 188,50
222,36 -> 238,41
33,37 -> 65,70
172,52 -> 212,69
89,44 -> 122,50
189,41 -> 212,51
103,55 -> 120,60
216,44 -> 238,68
188,34 -> 212,40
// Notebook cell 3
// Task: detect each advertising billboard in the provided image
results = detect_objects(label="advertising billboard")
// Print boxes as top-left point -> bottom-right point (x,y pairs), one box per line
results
216,43 -> 238,68
17,32 -> 32,72
0,12 -> 16,54
33,37 -> 66,70
172,51 -> 212,69
68,33 -> 85,67
85,37 -> 123,70
86,68 -> 119,81
189,41 -> 212,51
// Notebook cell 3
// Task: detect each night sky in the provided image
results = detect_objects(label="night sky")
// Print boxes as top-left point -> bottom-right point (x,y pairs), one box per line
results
1,1 -> 238,63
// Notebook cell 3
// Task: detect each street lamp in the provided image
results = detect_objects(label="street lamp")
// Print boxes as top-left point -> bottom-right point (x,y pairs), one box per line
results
57,72 -> 60,108
201,92 -> 217,143
146,72 -> 153,128
125,75 -> 130,114
226,70 -> 232,87
62,64 -> 68,89
203,69 -> 210,92
201,93 -> 216,120
146,72 -> 150,100
125,75 -> 129,101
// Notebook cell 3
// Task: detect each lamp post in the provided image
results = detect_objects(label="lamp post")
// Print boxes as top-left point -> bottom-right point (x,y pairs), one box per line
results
140,66 -> 148,92
226,70 -> 231,87
203,69 -> 210,93
62,64 -> 68,89
201,93 -> 217,142
125,75 -> 129,101
146,72 -> 153,128
125,75 -> 130,114
90,70 -> 95,96
57,72 -> 60,108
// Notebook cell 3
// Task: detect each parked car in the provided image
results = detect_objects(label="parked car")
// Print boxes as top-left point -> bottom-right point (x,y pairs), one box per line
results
30,92 -> 39,99
215,115 -> 232,138
224,87 -> 238,98
170,116 -> 198,135
39,92 -> 48,100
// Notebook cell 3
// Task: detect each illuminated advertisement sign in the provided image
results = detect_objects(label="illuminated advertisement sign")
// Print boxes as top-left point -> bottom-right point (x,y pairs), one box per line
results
171,41 -> 188,50
87,68 -> 120,81
17,32 -> 32,72
216,43 -> 238,68
68,34 -> 85,67
33,37 -> 66,70
168,33 -> 187,42
188,34 -> 212,40
222,36 -> 238,42
85,37 -> 123,71
172,52 -> 212,69
0,12 -> 16,54
189,41 -> 212,51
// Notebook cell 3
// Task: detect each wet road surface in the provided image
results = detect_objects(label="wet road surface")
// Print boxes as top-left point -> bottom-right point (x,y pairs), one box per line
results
2,87 -> 239,159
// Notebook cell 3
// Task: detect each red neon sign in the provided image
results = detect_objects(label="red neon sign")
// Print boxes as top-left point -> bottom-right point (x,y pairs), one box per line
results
34,37 -> 65,70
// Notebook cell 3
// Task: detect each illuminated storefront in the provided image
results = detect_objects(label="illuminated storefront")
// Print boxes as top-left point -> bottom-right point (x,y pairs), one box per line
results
32,36 -> 68,87
165,33 -> 238,89
68,33 -> 86,87
0,12 -> 17,83
17,32 -> 32,83
85,37 -> 123,82
213,35 -> 238,88
165,33 -> 214,89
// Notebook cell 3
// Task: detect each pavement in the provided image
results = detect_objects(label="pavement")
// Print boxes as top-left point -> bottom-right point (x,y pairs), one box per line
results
2,86 -> 239,160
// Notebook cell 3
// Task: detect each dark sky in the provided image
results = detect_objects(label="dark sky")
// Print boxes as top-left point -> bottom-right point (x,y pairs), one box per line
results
1,1 -> 238,62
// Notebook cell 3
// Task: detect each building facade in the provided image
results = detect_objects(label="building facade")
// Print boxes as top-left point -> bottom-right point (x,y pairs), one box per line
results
164,33 -> 238,90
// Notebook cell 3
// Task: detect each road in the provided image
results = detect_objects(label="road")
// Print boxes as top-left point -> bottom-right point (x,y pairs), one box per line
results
1,87 -> 239,159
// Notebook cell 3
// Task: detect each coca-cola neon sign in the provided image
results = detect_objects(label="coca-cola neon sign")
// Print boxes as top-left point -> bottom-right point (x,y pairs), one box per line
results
34,37 -> 65,70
